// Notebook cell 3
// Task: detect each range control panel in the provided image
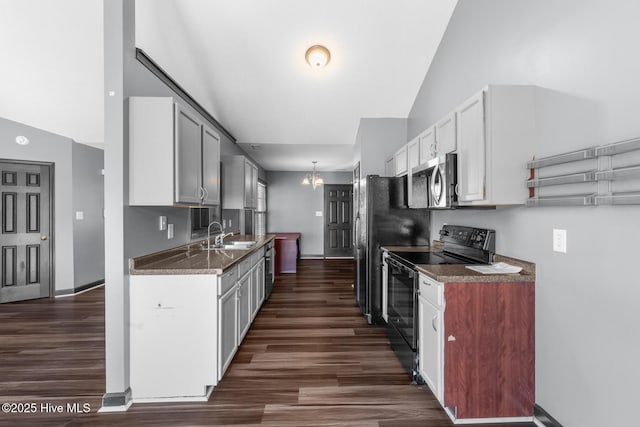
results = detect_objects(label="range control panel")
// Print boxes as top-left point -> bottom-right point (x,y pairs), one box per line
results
439,225 -> 496,252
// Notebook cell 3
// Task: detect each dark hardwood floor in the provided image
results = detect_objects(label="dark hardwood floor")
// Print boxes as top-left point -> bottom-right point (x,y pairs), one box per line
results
0,259 -> 535,426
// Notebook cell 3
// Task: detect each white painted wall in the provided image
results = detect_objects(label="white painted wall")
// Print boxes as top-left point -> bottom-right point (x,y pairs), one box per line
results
408,1 -> 640,425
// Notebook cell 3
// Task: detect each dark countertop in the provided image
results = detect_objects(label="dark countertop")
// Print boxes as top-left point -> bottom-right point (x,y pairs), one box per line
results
129,234 -> 275,275
382,242 -> 535,283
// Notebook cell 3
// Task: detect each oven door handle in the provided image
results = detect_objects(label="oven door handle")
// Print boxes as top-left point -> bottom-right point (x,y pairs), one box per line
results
388,258 -> 415,278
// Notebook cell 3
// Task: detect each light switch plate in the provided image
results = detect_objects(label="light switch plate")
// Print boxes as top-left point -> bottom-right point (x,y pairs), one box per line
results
75,211 -> 84,220
167,224 -> 174,239
159,216 -> 167,231
315,211 -> 323,217
553,229 -> 567,253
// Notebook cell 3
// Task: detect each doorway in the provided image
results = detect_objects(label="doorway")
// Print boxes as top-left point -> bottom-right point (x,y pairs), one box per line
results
323,184 -> 353,258
0,161 -> 53,303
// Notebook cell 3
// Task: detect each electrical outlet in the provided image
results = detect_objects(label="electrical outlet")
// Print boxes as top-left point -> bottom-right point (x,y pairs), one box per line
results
222,219 -> 227,229
553,229 -> 567,253
167,224 -> 174,239
315,211 -> 323,217
159,216 -> 167,231
75,211 -> 84,220
229,219 -> 232,228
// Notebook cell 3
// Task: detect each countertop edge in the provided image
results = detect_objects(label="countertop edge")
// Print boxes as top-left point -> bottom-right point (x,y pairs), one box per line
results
129,234 -> 275,276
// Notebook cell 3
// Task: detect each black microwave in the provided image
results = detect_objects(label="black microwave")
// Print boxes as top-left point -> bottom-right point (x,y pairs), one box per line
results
410,153 -> 457,209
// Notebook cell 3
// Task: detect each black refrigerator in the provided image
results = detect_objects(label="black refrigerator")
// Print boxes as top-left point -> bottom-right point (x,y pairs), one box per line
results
354,175 -> 430,324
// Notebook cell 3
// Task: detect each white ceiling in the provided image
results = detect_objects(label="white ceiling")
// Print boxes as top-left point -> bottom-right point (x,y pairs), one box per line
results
1,0 -> 457,171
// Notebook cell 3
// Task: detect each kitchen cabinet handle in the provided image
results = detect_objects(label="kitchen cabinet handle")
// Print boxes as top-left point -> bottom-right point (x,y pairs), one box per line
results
199,186 -> 205,201
432,315 -> 438,332
455,183 -> 460,196
203,187 -> 209,201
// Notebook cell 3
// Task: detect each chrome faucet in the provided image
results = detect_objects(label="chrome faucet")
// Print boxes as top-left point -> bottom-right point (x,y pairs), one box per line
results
215,232 -> 235,247
207,221 -> 223,249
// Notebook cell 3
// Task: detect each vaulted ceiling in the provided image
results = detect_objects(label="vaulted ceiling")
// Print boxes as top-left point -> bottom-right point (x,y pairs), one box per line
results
1,0 -> 457,171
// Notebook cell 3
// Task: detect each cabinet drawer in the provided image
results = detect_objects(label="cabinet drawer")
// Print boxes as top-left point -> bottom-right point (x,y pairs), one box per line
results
219,266 -> 237,296
250,247 -> 265,265
419,273 -> 443,307
237,257 -> 252,278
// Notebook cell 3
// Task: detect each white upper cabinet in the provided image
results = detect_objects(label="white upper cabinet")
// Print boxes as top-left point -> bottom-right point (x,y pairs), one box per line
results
434,112 -> 457,156
417,114 -> 456,167
385,156 -> 395,177
202,125 -> 221,206
418,126 -> 436,165
455,85 -> 536,206
394,145 -> 408,176
456,91 -> 486,203
407,137 -> 420,173
129,97 -> 221,207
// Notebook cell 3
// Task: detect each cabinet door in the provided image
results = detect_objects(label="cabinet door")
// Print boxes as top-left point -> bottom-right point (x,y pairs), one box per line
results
237,274 -> 251,342
385,157 -> 395,177
257,259 -> 265,305
435,112 -> 456,156
218,285 -> 237,378
456,90 -> 486,202
418,295 -> 443,403
251,163 -> 258,208
419,126 -> 436,165
243,160 -> 258,209
407,138 -> 420,173
394,145 -> 408,176
250,266 -> 260,319
175,104 -> 202,204
202,125 -> 220,206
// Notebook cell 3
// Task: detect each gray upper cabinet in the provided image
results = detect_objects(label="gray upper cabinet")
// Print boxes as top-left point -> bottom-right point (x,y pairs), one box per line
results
202,125 -> 221,205
222,155 -> 258,209
129,97 -> 221,207
175,105 -> 202,205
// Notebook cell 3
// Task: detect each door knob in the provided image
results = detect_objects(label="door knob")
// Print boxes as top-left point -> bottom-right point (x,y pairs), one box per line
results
41,236 -> 47,241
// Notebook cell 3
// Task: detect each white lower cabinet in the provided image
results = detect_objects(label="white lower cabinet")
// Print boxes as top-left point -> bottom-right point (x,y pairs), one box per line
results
130,245 -> 270,401
237,273 -> 251,343
418,293 -> 443,403
218,284 -> 238,378
130,274 -> 217,400
251,259 -> 265,319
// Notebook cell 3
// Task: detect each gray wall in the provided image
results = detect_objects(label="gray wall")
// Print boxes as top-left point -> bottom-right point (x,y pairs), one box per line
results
408,1 -> 640,426
1,117 -> 105,293
266,171 -> 352,257
72,143 -> 105,289
354,118 -> 407,177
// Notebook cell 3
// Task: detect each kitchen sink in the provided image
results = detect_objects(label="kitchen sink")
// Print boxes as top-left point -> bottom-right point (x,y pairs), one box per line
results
202,241 -> 256,250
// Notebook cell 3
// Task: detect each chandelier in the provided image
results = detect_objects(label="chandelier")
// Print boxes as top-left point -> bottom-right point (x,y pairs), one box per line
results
301,161 -> 324,190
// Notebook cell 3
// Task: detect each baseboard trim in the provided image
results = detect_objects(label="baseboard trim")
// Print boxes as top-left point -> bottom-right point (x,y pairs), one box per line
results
55,280 -> 105,298
534,404 -> 563,427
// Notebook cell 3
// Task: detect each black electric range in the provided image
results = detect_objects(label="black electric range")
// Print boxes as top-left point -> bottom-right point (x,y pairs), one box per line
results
384,225 -> 495,380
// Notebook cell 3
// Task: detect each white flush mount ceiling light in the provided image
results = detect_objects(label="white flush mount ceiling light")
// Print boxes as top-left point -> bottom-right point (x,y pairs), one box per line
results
305,45 -> 331,68
15,135 -> 30,145
301,161 -> 324,189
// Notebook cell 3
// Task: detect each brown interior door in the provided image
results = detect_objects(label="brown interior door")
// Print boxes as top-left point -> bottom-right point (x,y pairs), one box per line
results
1,161 -> 52,303
324,184 -> 353,258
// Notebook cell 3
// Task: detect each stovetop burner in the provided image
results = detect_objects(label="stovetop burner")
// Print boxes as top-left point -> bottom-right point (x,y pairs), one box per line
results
388,251 -> 471,266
